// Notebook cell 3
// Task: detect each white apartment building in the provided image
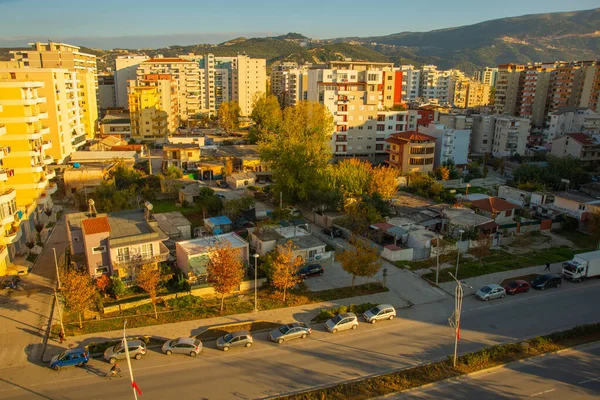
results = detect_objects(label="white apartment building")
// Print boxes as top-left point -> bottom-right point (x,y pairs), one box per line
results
492,116 -> 531,157
232,55 -> 267,116
475,67 -> 498,87
307,66 -> 407,160
421,123 -> 471,166
471,114 -> 496,154
400,65 -> 421,102
136,58 -> 200,121
271,63 -> 309,108
114,55 -> 149,108
420,65 -> 465,105
544,107 -> 600,143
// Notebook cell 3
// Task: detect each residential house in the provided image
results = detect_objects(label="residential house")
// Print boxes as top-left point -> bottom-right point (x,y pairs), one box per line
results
204,216 -> 232,234
178,181 -> 209,205
249,224 -> 312,257
175,232 -> 249,283
67,204 -> 170,279
497,185 -> 532,207
63,163 -> 116,197
468,197 -> 519,225
162,143 -> 201,171
226,172 -> 255,189
545,107 -> 600,143
550,133 -> 600,164
70,150 -> 139,166
154,212 -> 192,240
492,116 -> 531,157
550,192 -> 600,222
99,111 -> 131,139
385,131 -> 436,175
442,207 -> 497,234
276,235 -> 326,262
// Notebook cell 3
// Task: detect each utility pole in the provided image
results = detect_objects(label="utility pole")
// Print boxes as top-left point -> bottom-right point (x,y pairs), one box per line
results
436,233 -> 441,286
53,247 -> 61,290
147,145 -> 152,175
252,254 -> 259,313
455,229 -> 465,279
448,272 -> 473,368
123,320 -> 141,399
53,289 -> 65,335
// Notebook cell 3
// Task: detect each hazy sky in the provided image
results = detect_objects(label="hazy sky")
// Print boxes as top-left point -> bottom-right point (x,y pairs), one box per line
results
0,0 -> 597,49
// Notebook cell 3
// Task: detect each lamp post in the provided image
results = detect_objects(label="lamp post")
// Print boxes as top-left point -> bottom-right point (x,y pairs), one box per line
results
53,247 -> 61,290
252,254 -> 259,313
447,271 -> 473,367
455,229 -> 465,279
435,232 -> 442,286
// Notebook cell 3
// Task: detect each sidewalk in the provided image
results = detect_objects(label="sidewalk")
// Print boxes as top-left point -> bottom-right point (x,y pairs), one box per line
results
42,287 -> 411,362
438,261 -> 565,296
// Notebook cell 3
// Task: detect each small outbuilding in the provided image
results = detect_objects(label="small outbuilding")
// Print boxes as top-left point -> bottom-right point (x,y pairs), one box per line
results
226,172 -> 255,189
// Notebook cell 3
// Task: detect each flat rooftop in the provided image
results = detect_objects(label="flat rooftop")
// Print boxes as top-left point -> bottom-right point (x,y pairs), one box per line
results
177,232 -> 248,256
277,235 -> 325,250
106,209 -> 167,247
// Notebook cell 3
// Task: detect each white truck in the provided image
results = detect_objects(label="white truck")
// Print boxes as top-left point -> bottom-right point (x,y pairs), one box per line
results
562,250 -> 600,283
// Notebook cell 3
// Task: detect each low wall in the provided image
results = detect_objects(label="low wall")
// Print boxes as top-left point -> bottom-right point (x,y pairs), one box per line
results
381,246 -> 413,262
103,278 -> 268,314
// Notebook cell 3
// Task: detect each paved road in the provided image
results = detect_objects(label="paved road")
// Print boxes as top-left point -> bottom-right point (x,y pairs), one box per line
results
0,277 -> 599,399
389,342 -> 600,399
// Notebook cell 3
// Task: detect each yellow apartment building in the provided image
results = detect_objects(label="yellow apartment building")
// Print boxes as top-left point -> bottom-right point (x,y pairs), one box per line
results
10,41 -> 98,140
385,131 -> 436,175
128,74 -> 179,142
0,66 -> 86,163
0,78 -> 56,275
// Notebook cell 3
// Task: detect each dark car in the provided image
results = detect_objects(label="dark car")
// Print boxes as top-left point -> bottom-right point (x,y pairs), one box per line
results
531,274 -> 562,291
297,264 -> 324,279
321,227 -> 342,238
217,180 -> 228,188
504,280 -> 531,295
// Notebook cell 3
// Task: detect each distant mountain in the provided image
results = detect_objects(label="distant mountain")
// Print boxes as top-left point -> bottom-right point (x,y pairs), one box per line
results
1,8 -> 598,75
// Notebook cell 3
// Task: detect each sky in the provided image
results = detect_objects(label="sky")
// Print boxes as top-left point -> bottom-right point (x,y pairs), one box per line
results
0,0 -> 597,49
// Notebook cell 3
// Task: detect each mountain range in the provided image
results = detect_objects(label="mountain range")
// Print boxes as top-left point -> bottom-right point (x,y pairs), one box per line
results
1,8 -> 599,75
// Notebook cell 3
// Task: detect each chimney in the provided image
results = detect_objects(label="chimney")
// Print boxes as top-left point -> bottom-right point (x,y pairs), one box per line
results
144,201 -> 153,221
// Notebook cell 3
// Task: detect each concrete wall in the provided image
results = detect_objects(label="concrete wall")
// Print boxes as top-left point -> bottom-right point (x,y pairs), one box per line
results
381,246 -> 413,262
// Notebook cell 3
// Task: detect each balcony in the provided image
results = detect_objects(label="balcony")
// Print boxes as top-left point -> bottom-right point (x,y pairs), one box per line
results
0,124 -> 5,136
0,211 -> 15,227
0,188 -> 16,204
44,155 -> 53,165
38,112 -> 49,119
42,140 -> 52,150
46,169 -> 56,180
47,182 -> 58,195
0,146 -> 10,159
37,192 -> 50,205
0,169 -> 15,181
3,224 -> 22,245
31,162 -> 45,173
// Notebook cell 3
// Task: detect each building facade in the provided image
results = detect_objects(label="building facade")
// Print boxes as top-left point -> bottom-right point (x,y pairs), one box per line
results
492,116 -> 531,157
545,107 -> 600,143
421,123 -> 471,167
550,133 -> 600,164
114,55 -> 149,108
385,131 -> 436,175
98,74 -> 116,112
471,114 -> 496,154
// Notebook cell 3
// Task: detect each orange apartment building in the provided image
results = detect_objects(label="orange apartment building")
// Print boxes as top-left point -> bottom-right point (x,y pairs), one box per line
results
385,131 -> 436,175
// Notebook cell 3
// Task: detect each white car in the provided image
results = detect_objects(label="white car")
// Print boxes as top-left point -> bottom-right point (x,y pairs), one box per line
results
325,313 -> 359,333
363,304 -> 396,323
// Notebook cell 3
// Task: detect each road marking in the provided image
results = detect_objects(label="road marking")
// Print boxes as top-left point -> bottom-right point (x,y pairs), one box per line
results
579,377 -> 600,384
530,388 -> 555,397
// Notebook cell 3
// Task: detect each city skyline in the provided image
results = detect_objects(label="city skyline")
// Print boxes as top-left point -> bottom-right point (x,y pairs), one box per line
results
0,0 -> 597,49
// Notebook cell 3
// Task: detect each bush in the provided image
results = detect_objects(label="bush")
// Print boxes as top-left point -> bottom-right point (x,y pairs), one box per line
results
168,294 -> 202,309
110,277 -> 126,298
313,303 -> 377,323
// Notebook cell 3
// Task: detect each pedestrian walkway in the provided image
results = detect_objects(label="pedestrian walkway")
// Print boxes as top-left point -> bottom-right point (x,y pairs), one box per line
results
438,261 -> 565,296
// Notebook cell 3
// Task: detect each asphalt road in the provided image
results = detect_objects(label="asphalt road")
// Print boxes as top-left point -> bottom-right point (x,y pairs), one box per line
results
391,342 -> 600,399
0,278 -> 599,400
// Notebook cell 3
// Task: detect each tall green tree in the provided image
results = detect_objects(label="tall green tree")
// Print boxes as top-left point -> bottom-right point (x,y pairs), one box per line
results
328,159 -> 372,198
217,101 -> 241,134
249,93 -> 282,143
259,101 -> 334,202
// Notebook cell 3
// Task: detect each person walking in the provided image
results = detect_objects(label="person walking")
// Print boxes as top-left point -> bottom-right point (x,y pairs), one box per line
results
59,330 -> 65,344
545,262 -> 551,271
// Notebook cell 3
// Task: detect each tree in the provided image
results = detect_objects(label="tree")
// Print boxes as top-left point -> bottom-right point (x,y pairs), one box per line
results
110,276 -> 126,298
328,159 -> 372,198
163,165 -> 183,179
434,166 -> 450,181
337,236 -> 382,289
95,275 -> 111,296
259,101 -> 334,202
217,101 -> 241,134
224,159 -> 234,176
369,166 -> 398,199
249,93 -> 282,143
223,195 -> 256,221
269,241 -> 304,302
206,242 -> 245,311
61,269 -> 97,329
135,263 -> 170,319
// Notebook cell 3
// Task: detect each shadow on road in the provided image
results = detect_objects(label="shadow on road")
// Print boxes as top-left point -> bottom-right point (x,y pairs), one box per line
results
0,378 -> 55,399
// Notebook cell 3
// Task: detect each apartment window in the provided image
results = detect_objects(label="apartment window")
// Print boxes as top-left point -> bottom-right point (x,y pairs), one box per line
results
357,136 -> 363,140
358,126 -> 364,130
387,125 -> 393,130
578,204 -> 586,211
368,116 -> 374,120
377,125 -> 385,131
116,247 -> 130,263
388,76 -> 393,80
140,243 -> 154,259
387,86 -> 392,90
376,144 -> 384,150
188,152 -> 192,157
506,210 -> 513,217
368,126 -> 373,130
368,73 -> 378,81
386,96 -> 392,100
366,146 -> 372,150
92,245 -> 106,254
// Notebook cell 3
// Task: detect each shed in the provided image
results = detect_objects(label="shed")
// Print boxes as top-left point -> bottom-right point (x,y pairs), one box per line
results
154,212 -> 192,240
276,235 -> 326,262
226,172 -> 255,189
204,216 -> 232,234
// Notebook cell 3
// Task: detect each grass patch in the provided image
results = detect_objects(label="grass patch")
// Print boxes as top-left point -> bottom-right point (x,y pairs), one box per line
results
454,186 -> 488,195
553,229 -> 596,249
195,321 -> 280,341
149,200 -> 181,213
396,252 -> 456,271
424,246 -> 578,283
313,303 -> 377,323
275,323 -> 600,400
57,283 -> 388,336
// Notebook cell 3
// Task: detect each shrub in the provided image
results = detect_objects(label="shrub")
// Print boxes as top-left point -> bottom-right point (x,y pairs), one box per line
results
110,276 -> 126,298
313,303 -> 377,323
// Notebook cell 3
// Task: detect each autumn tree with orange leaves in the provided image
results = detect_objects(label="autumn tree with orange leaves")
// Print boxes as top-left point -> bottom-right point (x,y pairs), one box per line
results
206,243 -> 245,311
136,263 -> 171,319
270,241 -> 304,302
61,269 -> 97,329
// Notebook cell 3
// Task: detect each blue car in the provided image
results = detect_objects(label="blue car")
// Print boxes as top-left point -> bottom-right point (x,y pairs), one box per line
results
49,347 -> 89,370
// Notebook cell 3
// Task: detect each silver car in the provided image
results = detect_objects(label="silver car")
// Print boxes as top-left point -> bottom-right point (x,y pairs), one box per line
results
216,330 -> 253,351
475,284 -> 506,301
103,340 -> 147,364
363,304 -> 396,323
162,337 -> 203,357
269,322 -> 312,344
325,312 -> 359,333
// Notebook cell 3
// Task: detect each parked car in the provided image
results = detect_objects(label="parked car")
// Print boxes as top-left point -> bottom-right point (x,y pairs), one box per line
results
269,322 -> 312,344
297,264 -> 324,279
162,337 -> 203,357
531,274 -> 562,291
363,304 -> 396,323
286,206 -> 301,217
217,180 -> 228,188
104,340 -> 147,364
216,193 -> 226,199
216,330 -> 253,351
475,284 -> 506,301
504,280 -> 531,295
49,348 -> 89,371
321,227 -> 342,238
325,313 -> 359,333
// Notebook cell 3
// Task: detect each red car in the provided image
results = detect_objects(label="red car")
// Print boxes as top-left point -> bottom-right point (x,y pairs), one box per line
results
504,280 -> 531,295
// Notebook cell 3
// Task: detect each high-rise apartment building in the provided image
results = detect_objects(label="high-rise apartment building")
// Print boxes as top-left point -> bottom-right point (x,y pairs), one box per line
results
271,63 -> 309,108
475,67 -> 498,87
420,65 -> 464,104
115,55 -> 149,108
136,58 -> 200,121
517,65 -> 554,127
0,67 -> 86,163
492,116 -> 531,157
0,77 -> 56,275
98,74 -> 116,112
452,79 -> 490,108
128,74 -> 179,142
306,61 -> 406,160
494,64 -> 525,116
10,41 -> 98,140
400,65 -> 421,102
471,114 -> 496,154
420,123 -> 471,167
232,55 -> 267,116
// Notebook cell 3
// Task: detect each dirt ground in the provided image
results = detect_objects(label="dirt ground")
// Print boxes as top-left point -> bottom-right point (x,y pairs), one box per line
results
506,231 -> 575,255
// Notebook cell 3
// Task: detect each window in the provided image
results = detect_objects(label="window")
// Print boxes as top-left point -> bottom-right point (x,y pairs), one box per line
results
116,247 -> 130,263
368,73 -> 378,81
506,210 -> 513,217
387,125 -> 393,130
578,203 -> 586,211
188,152 -> 192,157
377,125 -> 385,131
95,266 -> 109,275
92,245 -> 106,254
140,243 -> 153,259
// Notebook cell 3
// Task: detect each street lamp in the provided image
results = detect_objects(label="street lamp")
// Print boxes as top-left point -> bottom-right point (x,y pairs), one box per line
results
252,254 -> 259,313
455,229 -> 465,279
447,271 -> 473,368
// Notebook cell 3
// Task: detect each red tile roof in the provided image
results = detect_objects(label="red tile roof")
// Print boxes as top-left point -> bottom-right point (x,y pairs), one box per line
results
470,197 -> 518,213
82,217 -> 111,235
567,133 -> 593,146
145,58 -> 190,63
386,131 -> 437,142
